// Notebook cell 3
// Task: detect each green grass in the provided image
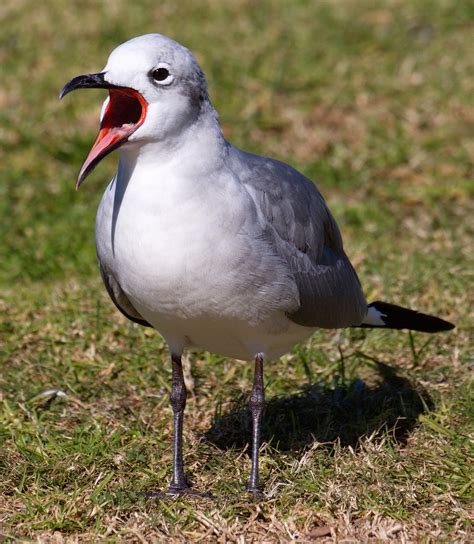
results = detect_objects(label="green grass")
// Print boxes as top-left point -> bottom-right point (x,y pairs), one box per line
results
1,0 -> 473,540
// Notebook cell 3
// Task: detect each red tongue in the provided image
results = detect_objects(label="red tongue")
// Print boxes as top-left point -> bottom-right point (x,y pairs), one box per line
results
77,89 -> 147,188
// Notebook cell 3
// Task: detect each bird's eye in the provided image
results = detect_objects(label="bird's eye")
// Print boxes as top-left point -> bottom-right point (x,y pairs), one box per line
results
151,64 -> 174,85
153,68 -> 169,81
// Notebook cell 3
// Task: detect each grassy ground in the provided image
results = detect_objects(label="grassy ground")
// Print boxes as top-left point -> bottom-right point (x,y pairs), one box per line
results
1,0 -> 473,541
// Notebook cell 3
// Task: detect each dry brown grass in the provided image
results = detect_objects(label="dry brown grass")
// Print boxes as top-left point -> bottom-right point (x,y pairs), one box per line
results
1,0 -> 473,541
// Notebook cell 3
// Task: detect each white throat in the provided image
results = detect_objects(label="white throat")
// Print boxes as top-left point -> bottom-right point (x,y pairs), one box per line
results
120,98 -> 226,175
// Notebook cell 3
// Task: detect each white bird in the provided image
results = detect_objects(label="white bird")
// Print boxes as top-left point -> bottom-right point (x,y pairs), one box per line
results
61,33 -> 454,496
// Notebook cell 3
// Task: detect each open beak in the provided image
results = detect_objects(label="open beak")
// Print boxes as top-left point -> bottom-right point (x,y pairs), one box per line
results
60,72 -> 148,188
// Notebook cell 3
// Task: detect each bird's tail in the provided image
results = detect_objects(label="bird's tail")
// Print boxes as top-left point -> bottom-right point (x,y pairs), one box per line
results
357,301 -> 454,333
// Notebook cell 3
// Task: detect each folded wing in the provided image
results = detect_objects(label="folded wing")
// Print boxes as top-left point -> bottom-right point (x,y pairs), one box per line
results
99,261 -> 152,327
239,151 -> 367,328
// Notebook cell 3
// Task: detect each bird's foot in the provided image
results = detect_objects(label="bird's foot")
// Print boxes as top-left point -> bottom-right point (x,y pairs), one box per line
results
143,486 -> 215,500
168,484 -> 214,498
247,486 -> 265,501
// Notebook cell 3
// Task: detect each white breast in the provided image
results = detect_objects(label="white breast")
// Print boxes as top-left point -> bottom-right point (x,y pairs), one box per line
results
96,157 -> 307,359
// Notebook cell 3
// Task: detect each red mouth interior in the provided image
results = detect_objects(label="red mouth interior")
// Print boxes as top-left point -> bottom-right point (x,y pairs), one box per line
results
102,89 -> 145,129
77,88 -> 147,187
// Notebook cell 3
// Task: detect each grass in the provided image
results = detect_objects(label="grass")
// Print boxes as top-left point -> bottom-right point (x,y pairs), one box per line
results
1,0 -> 473,540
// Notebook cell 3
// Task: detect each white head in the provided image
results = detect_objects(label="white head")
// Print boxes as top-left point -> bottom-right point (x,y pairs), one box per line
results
61,34 -> 214,187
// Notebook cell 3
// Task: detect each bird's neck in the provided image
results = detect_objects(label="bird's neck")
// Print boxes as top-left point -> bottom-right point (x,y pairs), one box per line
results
118,101 -> 227,177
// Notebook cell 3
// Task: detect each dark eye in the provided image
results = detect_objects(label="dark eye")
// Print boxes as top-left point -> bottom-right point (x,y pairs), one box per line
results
152,67 -> 170,81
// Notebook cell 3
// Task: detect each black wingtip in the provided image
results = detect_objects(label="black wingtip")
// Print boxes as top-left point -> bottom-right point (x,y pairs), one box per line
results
361,301 -> 455,333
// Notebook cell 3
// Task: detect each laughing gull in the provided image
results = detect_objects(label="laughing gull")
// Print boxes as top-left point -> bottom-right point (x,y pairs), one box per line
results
61,33 -> 454,496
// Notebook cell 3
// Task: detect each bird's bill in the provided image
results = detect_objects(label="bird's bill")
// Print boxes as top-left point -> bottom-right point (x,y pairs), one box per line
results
60,73 -> 148,188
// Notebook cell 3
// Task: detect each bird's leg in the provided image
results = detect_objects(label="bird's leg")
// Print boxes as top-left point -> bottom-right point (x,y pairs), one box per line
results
248,353 -> 265,494
168,353 -> 189,493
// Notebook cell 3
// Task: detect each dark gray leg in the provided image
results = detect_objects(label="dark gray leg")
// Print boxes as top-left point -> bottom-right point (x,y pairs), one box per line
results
248,353 -> 265,494
168,353 -> 189,492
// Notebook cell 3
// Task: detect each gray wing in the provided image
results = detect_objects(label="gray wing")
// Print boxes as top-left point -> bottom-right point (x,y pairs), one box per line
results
99,262 -> 152,328
238,151 -> 367,328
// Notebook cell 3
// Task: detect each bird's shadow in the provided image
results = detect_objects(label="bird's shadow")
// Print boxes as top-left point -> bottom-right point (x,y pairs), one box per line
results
204,360 -> 433,452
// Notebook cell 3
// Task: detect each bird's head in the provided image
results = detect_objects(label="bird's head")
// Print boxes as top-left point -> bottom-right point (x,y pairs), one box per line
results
60,34 -> 209,188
